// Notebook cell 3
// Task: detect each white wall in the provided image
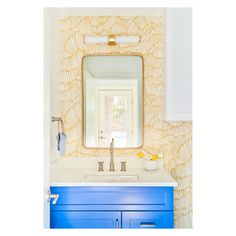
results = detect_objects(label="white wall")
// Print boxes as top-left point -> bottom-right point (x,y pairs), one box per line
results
44,9 -> 61,162
56,8 -> 165,16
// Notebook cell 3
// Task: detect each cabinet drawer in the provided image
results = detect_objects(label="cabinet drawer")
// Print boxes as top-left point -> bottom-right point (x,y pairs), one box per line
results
122,211 -> 174,228
50,187 -> 173,210
50,211 -> 121,228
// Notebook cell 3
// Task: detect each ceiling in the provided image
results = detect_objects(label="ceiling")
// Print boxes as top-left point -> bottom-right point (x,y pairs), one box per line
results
83,55 -> 143,79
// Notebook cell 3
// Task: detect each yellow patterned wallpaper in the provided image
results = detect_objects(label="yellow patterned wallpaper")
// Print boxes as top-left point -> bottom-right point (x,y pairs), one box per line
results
60,16 -> 192,228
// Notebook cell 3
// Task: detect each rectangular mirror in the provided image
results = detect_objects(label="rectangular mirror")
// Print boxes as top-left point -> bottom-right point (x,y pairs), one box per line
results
82,55 -> 143,148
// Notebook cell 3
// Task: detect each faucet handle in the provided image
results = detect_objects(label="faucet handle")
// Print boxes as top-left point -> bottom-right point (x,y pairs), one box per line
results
120,161 -> 127,172
98,161 -> 104,172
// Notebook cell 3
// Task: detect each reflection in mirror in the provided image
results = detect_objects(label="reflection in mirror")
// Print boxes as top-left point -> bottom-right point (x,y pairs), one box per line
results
83,55 -> 143,148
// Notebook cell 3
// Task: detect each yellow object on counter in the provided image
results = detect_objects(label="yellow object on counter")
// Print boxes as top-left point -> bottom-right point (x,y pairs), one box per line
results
137,151 -> 145,158
150,154 -> 158,160
137,150 -> 162,161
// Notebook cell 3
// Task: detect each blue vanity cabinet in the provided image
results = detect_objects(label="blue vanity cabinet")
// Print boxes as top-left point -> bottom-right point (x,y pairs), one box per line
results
50,186 -> 174,229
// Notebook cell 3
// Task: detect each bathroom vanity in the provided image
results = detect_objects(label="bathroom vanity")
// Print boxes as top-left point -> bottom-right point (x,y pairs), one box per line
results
49,158 -> 177,229
50,186 -> 174,228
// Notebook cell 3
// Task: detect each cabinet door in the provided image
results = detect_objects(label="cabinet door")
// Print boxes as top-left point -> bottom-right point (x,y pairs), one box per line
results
122,211 -> 174,229
50,211 -> 121,228
166,8 -> 192,121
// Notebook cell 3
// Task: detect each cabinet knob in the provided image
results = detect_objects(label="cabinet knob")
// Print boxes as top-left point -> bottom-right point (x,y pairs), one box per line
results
115,219 -> 119,228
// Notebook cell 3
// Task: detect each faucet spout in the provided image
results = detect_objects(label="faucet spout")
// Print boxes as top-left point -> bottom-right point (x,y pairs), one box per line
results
109,138 -> 115,171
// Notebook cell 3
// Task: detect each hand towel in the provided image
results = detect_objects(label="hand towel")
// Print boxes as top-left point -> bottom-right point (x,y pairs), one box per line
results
56,132 -> 67,156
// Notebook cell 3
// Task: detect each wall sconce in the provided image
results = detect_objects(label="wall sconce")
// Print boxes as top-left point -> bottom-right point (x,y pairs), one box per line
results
84,35 -> 140,46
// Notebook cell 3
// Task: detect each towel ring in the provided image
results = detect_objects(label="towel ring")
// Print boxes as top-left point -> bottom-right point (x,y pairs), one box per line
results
52,116 -> 64,133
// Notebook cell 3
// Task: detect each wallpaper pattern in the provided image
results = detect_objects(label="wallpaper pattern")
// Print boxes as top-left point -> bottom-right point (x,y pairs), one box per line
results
60,16 -> 192,228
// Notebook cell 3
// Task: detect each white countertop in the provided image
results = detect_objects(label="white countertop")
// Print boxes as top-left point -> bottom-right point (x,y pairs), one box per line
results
50,158 -> 177,187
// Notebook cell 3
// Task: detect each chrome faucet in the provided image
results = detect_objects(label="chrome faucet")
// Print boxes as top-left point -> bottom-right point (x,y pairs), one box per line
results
109,138 -> 115,171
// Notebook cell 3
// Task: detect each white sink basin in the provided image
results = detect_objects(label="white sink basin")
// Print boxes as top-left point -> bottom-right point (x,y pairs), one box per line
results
85,174 -> 139,182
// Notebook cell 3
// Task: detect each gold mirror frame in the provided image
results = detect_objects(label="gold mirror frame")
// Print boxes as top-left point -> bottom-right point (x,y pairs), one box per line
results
81,53 -> 144,150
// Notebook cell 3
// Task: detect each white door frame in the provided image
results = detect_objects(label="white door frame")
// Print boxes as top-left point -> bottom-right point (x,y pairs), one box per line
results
93,81 -> 138,147
98,90 -> 133,147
